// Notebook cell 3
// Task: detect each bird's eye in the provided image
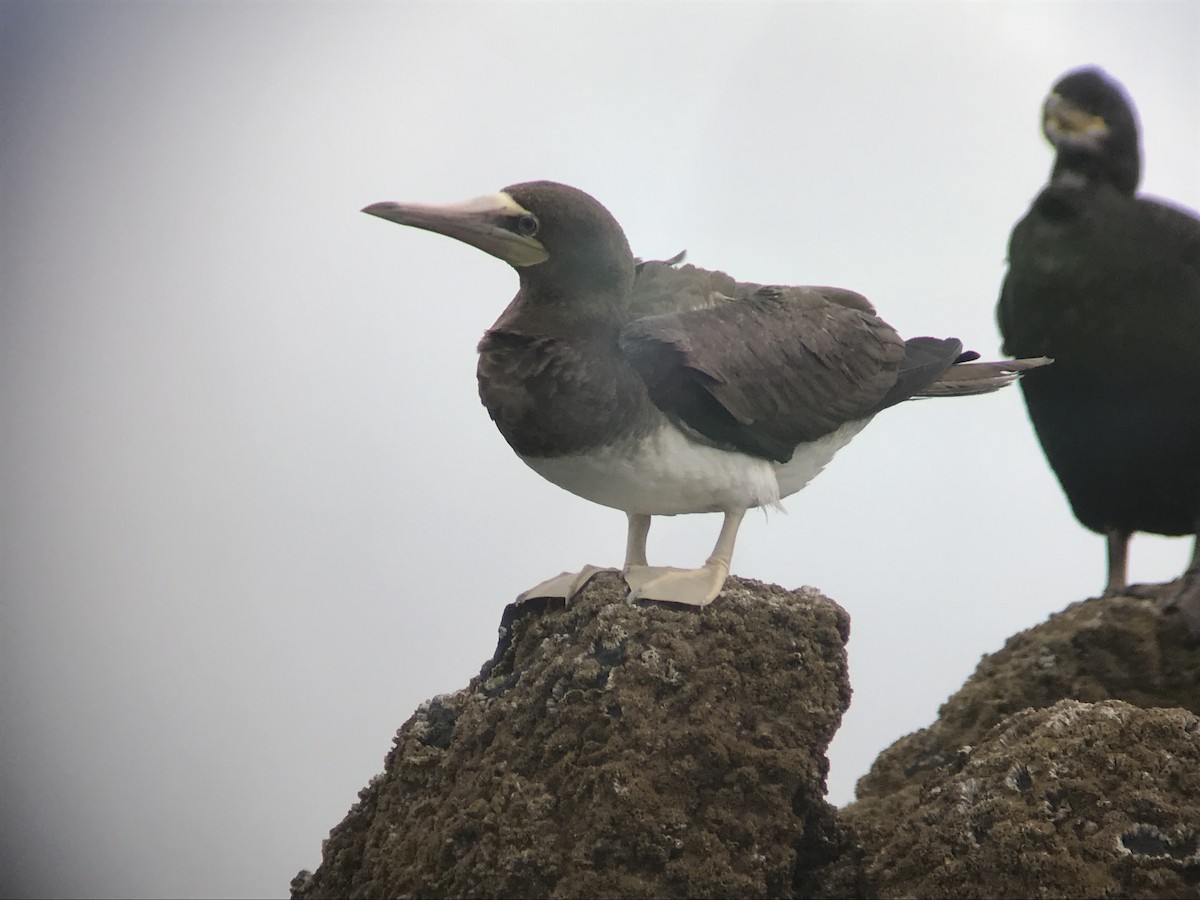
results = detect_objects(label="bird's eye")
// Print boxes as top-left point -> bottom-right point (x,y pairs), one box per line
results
514,214 -> 539,237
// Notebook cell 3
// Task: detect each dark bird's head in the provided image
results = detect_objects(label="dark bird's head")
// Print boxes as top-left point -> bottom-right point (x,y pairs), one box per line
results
1042,66 -> 1141,194
363,181 -> 636,304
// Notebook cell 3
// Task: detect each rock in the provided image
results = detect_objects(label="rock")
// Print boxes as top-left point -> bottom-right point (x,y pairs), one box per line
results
813,593 -> 1200,898
857,594 -> 1200,809
829,700 -> 1200,899
294,585 -> 1200,898
292,573 -> 852,899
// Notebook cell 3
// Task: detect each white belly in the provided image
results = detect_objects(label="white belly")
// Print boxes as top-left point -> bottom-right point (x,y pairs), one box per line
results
521,419 -> 871,516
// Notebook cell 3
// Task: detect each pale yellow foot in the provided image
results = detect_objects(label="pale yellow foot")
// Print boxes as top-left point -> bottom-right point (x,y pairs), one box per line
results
516,565 -> 614,604
624,563 -> 729,607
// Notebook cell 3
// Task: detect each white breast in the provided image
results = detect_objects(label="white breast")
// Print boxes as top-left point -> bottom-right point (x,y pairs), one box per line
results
521,418 -> 871,516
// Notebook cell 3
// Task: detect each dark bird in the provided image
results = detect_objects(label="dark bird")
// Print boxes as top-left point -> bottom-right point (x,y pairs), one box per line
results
997,66 -> 1200,631
366,181 -> 1045,607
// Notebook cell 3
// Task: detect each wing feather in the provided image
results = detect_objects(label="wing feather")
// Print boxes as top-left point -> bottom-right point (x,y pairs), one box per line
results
619,285 -> 905,462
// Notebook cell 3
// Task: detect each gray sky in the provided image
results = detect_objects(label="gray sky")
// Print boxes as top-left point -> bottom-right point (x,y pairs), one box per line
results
2,1 -> 1198,897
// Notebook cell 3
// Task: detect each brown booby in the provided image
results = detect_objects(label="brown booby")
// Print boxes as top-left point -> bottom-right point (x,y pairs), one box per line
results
366,181 -> 1046,607
997,66 -> 1200,632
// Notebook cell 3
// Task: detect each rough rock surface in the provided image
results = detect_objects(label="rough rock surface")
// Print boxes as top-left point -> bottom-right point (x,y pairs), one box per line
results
291,574 -> 852,899
815,593 -> 1200,898
858,594 -> 1200,809
829,700 -> 1200,898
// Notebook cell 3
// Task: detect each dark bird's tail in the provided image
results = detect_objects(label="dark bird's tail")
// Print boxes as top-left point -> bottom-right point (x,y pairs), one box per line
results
918,356 -> 1052,398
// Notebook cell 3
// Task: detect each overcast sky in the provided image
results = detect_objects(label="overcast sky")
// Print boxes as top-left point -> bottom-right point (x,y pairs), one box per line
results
2,2 -> 1198,897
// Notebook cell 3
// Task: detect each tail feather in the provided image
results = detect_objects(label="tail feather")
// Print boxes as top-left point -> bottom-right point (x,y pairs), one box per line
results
917,356 -> 1052,398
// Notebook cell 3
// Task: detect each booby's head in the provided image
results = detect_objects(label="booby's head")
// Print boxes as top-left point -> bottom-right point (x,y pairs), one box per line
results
363,180 -> 636,298
1042,66 -> 1140,194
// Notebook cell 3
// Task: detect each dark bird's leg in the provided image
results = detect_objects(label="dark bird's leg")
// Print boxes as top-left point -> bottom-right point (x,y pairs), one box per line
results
1101,526 -> 1131,597
1162,531 -> 1200,639
1104,518 -> 1200,637
624,509 -> 746,607
1121,523 -> 1200,603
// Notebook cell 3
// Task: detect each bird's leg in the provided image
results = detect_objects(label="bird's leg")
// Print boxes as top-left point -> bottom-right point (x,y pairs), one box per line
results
1162,530 -> 1200,640
1100,526 -> 1130,597
625,513 -> 651,567
624,509 -> 746,607
1112,521 -> 1200,638
1122,523 -> 1198,601
515,517 -> 647,604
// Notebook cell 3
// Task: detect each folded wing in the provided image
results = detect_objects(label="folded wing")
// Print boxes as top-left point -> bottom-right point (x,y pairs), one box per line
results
620,285 -> 909,462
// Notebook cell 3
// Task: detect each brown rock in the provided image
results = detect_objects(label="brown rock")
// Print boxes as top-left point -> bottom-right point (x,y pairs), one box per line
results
292,573 -> 852,899
857,594 -> 1200,810
840,700 -> 1200,898
814,593 -> 1200,898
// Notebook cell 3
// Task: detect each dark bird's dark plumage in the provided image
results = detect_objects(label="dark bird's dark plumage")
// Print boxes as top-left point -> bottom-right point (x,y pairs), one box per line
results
366,181 -> 1045,606
997,66 -> 1200,631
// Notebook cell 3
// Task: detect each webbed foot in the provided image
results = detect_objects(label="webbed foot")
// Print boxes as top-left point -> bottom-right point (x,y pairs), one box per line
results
516,565 -> 615,604
624,562 -> 729,607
